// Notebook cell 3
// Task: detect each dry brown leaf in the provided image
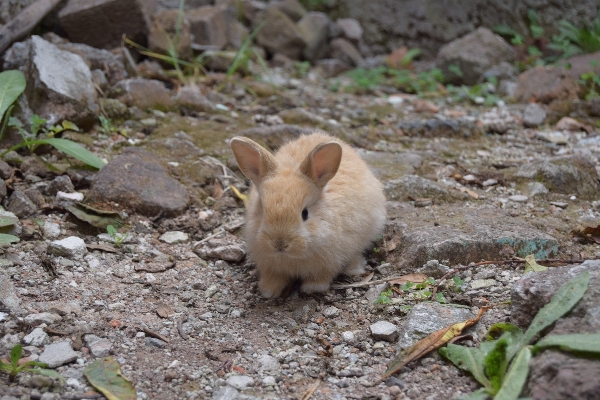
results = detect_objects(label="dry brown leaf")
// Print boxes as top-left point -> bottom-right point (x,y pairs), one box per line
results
156,303 -> 173,318
387,273 -> 428,286
572,225 -> 600,244
212,179 -> 224,199
86,243 -> 117,253
373,305 -> 492,385
300,380 -> 321,400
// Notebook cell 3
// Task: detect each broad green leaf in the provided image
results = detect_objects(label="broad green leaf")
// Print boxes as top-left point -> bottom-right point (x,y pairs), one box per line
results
460,388 -> 490,400
10,344 -> 22,368
441,344 -> 491,389
66,203 -> 124,230
523,272 -> 590,346
61,120 -> 79,131
495,347 -> 532,400
486,323 -> 525,362
38,138 -> 105,169
0,234 -> 19,245
84,357 -> 137,400
524,254 -> 548,273
484,335 -> 509,392
0,214 -> 18,228
0,70 -> 26,122
534,333 -> 600,354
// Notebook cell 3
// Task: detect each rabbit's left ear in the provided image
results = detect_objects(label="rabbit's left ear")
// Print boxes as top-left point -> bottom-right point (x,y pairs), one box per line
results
230,137 -> 277,186
300,141 -> 342,189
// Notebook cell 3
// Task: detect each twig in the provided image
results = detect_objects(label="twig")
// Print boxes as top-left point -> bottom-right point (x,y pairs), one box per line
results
431,265 -> 471,299
475,257 -> 588,266
177,316 -> 189,340
43,327 -> 69,336
134,325 -> 170,343
300,379 -> 321,400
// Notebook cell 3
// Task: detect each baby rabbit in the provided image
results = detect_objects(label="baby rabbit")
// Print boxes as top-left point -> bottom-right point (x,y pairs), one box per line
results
230,132 -> 386,298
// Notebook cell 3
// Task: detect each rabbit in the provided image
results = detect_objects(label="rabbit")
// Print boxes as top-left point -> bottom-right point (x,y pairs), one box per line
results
230,132 -> 386,298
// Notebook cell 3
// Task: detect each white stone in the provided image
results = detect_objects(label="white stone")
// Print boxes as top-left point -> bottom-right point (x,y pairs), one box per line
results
226,375 -> 254,390
322,306 -> 339,318
42,221 -> 61,239
341,331 -> 355,344
89,338 -> 112,357
22,327 -> 48,346
470,279 -> 497,289
257,355 -> 280,372
508,195 -> 528,203
369,321 -> 398,342
56,191 -> 84,202
38,342 -> 78,368
262,376 -> 276,386
159,231 -> 189,244
24,312 -> 62,325
47,236 -> 87,260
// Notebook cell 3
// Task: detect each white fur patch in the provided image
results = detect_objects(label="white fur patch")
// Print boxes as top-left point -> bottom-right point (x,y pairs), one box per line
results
300,282 -> 330,294
344,257 -> 366,276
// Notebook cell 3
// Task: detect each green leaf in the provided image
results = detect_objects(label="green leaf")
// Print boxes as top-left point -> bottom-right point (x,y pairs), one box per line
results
523,254 -> 548,273
448,64 -> 463,77
29,114 -> 46,136
484,335 -> 509,392
10,344 -> 22,369
61,120 -> 79,131
0,233 -> 20,245
38,138 -> 105,169
0,214 -> 18,228
402,48 -> 422,65
107,225 -> 117,236
460,388 -> 490,400
66,203 -> 124,230
0,70 -> 26,122
494,347 -> 532,400
533,333 -> 600,354
84,357 -> 137,400
28,367 -> 65,381
441,344 -> 492,389
522,272 -> 590,346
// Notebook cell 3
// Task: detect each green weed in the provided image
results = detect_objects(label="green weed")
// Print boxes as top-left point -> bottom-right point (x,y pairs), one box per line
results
0,344 -> 64,383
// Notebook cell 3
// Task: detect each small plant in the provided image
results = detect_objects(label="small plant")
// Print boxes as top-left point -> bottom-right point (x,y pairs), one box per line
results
448,78 -> 502,106
294,61 -> 311,77
0,70 -> 105,169
579,67 -> 600,100
376,287 -> 394,304
440,272 -> 600,400
107,225 -> 128,247
0,344 -> 64,383
549,16 -> 600,59
347,66 -> 387,91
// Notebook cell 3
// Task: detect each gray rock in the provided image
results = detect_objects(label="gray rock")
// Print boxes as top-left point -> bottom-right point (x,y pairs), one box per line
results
342,331 -> 355,344
509,195 -> 529,203
59,0 -> 148,50
369,321 -> 399,342
276,0 -> 307,22
85,148 -> 189,218
364,283 -> 388,305
149,9 -> 192,61
46,175 -> 75,196
323,306 -> 340,318
24,312 -> 62,325
336,18 -> 363,43
159,231 -> 189,244
515,66 -> 580,105
417,260 -> 450,279
330,38 -> 364,67
189,5 -> 229,50
0,179 -> 6,202
498,80 -> 518,98
297,12 -> 331,62
212,386 -> 239,400
397,302 -> 475,350
256,355 -> 280,372
515,155 -> 599,199
523,103 -> 547,127
195,237 -> 245,262
0,159 -> 12,179
526,182 -> 549,197
89,339 -> 112,357
385,206 -> 559,272
256,6 -> 306,59
9,36 -> 98,128
22,328 -> 48,347
47,237 -> 87,260
146,337 -> 167,348
314,58 -> 352,78
57,42 -> 128,85
480,61 -> 518,83
173,87 -> 215,112
385,174 -> 457,202
110,78 -> 174,111
470,278 -> 497,289
437,27 -> 515,85
0,273 -> 21,314
226,375 -> 254,390
396,117 -> 480,138
38,342 -> 78,368
6,190 -> 37,218
535,131 -> 569,145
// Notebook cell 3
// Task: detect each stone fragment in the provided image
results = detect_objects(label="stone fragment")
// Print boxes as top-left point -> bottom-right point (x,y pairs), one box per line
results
515,155 -> 599,199
535,131 -> 569,145
480,61 -> 518,83
146,337 -> 167,348
297,12 -> 331,62
57,42 -> 128,85
341,331 -> 355,344
385,174 -> 457,202
509,195 -> 529,203
189,5 -> 229,50
314,59 -> 351,78
397,302 -> 475,350
6,190 -> 37,218
89,339 -> 112,357
24,312 -> 63,325
330,38 -> 364,67
195,243 -> 245,262
0,273 -> 21,314
5,36 -> 97,128
562,50 -> 600,81
212,386 -> 239,400
98,98 -> 129,120
417,260 -> 450,278
469,279 -> 497,289
159,231 -> 189,244
111,78 -> 174,111
322,306 -> 339,318
0,160 -> 12,179
46,175 -> 75,196
364,283 -> 388,305
149,9 -> 192,60
526,182 -> 549,197
523,103 -> 546,127
515,66 -> 580,105
369,321 -> 399,342
555,116 -> 584,131
257,355 -> 280,372
277,0 -> 306,22
85,148 -> 189,217
38,342 -> 78,368
255,6 -> 306,59
226,375 -> 254,390
59,0 -> 148,50
22,328 -> 48,347
336,18 -> 363,43
436,27 -> 515,85
47,237 -> 87,260
173,86 -> 215,112
278,108 -> 324,125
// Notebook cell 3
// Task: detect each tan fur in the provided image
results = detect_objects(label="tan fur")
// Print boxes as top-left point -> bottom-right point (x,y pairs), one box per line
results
231,132 -> 387,298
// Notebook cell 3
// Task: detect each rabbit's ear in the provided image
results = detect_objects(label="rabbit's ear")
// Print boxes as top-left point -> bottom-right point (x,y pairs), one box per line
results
230,137 -> 277,185
300,141 -> 342,189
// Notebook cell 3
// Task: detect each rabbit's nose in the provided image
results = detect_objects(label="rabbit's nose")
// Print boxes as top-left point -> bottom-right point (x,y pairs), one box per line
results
273,238 -> 289,252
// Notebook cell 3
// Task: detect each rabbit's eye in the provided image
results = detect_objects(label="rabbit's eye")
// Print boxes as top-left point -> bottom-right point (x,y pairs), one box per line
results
302,208 -> 308,221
